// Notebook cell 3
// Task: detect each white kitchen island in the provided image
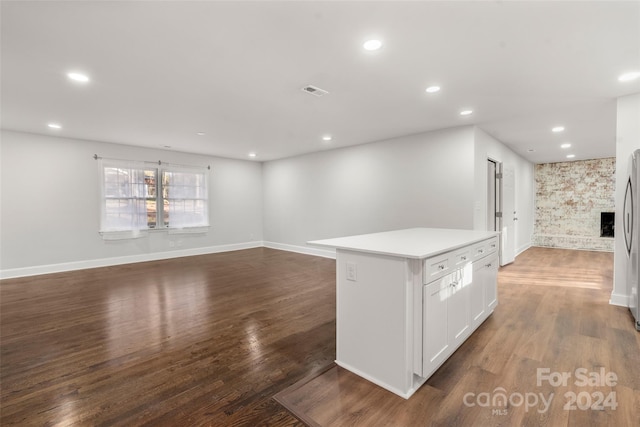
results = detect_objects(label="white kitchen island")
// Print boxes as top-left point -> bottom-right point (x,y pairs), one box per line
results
308,228 -> 500,399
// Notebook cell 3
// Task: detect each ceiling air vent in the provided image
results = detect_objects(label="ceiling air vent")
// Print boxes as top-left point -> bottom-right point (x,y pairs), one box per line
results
301,85 -> 329,97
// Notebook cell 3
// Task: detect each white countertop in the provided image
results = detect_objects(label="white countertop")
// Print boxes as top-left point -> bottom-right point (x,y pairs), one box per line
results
308,228 -> 499,259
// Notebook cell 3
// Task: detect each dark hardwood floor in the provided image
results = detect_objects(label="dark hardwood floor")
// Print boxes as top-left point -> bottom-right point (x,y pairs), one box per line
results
1,246 -> 638,426
1,248 -> 334,426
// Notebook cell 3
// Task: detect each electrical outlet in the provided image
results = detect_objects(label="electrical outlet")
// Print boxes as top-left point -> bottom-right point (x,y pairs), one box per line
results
346,262 -> 357,282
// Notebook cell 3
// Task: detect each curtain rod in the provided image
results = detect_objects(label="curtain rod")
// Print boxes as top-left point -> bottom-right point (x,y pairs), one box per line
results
93,154 -> 210,170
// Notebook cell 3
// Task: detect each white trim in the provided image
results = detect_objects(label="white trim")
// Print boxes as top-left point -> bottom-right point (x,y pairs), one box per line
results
609,292 -> 629,307
263,241 -> 336,259
99,230 -> 149,240
532,244 -> 614,253
0,241 -> 263,279
167,226 -> 210,235
0,239 -> 532,280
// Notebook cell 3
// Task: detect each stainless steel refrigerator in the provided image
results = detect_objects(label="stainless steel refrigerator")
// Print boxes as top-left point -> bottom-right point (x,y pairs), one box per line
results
623,149 -> 640,331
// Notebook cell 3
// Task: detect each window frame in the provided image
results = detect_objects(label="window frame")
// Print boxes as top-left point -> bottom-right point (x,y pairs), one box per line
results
160,166 -> 210,231
98,159 -> 210,239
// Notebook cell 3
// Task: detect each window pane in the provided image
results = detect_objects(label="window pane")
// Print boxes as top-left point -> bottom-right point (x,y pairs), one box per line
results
104,167 -> 131,198
161,169 -> 208,228
146,199 -> 157,228
100,164 -> 158,232
144,170 -> 156,197
132,199 -> 148,228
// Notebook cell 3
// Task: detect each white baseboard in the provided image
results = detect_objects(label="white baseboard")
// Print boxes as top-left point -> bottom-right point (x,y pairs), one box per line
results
263,241 -> 336,259
0,241 -> 264,279
609,292 -> 629,307
0,240 -> 540,280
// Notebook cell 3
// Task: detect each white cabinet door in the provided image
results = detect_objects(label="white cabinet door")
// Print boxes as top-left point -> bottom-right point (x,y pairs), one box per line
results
484,256 -> 499,311
448,269 -> 470,347
422,249 -> 497,378
470,260 -> 486,328
423,275 -> 450,375
471,254 -> 499,328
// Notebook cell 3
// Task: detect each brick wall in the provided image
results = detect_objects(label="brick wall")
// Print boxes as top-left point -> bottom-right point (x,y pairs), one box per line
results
533,158 -> 615,251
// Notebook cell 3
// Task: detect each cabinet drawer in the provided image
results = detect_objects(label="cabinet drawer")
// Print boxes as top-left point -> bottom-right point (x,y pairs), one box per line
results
472,237 -> 499,261
482,253 -> 499,269
472,242 -> 488,259
423,254 -> 450,283
486,237 -> 499,254
454,250 -> 471,266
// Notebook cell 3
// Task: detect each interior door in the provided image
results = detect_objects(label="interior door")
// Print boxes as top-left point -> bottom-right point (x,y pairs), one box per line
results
487,160 -> 497,231
500,163 -> 516,266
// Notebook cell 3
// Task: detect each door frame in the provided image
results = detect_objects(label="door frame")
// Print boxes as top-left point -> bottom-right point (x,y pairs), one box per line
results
488,157 -> 515,266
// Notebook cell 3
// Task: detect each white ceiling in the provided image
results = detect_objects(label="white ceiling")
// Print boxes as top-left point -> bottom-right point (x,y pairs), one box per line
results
2,1 -> 639,163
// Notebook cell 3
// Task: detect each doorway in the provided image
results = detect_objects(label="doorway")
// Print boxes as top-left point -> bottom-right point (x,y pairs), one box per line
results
488,158 -> 516,266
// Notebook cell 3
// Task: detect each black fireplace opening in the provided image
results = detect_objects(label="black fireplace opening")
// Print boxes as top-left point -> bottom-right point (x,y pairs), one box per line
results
601,212 -> 615,237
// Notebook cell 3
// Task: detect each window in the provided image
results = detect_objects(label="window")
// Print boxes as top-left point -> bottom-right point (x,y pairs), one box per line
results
162,168 -> 208,229
99,159 -> 209,239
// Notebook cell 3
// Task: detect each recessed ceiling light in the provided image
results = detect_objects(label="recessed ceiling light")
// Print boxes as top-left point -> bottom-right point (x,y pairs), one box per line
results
67,72 -> 89,83
425,86 -> 441,93
363,39 -> 382,51
618,71 -> 640,82
248,152 -> 257,158
196,132 -> 205,136
566,154 -> 576,159
322,135 -> 332,141
47,123 -> 62,129
561,143 -> 571,149
552,126 -> 565,133
460,110 -> 473,116
302,85 -> 329,97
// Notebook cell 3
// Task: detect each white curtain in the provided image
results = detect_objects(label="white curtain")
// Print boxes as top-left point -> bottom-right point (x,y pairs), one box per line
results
98,159 -> 152,240
163,166 -> 209,231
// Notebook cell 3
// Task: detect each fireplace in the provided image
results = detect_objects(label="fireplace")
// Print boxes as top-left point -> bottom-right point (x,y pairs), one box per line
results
601,212 -> 615,237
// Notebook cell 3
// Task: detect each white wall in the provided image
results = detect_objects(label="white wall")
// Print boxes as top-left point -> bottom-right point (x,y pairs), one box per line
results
473,128 -> 534,255
262,125 -> 534,256
612,93 -> 640,306
263,126 -> 477,254
1,125 -> 535,277
0,130 -> 264,278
